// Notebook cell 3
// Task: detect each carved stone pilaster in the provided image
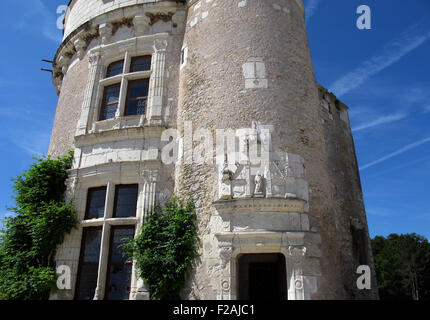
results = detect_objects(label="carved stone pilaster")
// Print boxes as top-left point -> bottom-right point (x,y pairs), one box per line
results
148,39 -> 168,120
133,15 -> 151,36
142,169 -> 159,217
75,52 -> 102,136
99,23 -> 113,45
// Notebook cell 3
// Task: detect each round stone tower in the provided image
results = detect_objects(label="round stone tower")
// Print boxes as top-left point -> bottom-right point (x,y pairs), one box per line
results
49,0 -> 378,300
175,0 -> 378,300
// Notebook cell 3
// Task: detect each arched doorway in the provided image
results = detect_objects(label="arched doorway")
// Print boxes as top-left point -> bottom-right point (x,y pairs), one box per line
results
237,253 -> 287,300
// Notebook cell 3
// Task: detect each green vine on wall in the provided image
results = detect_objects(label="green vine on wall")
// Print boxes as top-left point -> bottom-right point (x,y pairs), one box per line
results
0,151 -> 77,300
123,197 -> 199,300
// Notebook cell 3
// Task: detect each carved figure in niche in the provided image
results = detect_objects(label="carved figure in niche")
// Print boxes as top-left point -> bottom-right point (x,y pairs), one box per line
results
219,161 -> 233,200
254,173 -> 264,197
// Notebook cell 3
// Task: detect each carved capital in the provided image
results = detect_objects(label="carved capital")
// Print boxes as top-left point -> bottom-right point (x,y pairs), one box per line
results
88,52 -> 101,66
153,39 -> 168,52
141,169 -> 159,183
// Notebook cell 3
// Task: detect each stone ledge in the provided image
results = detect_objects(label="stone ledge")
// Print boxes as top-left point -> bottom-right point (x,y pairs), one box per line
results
75,124 -> 165,147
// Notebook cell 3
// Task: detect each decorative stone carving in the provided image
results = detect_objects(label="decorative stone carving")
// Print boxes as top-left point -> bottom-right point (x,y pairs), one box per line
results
153,39 -> 168,52
74,38 -> 87,60
99,23 -> 113,45
133,15 -> 151,36
289,245 -> 307,257
220,163 -> 233,200
253,173 -> 264,197
218,240 -> 233,269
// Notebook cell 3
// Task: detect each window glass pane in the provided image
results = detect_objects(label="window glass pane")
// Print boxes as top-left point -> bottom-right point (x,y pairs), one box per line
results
104,86 -> 120,104
106,60 -> 124,78
113,185 -> 138,218
126,99 -> 146,116
101,85 -> 120,120
110,228 -> 135,263
103,103 -> 118,120
128,80 -> 148,99
130,56 -> 151,72
85,188 -> 107,219
105,227 -> 135,300
81,227 -> 102,263
75,227 -> 102,300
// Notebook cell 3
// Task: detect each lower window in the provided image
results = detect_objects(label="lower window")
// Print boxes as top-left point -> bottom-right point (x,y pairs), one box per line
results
105,226 -> 136,300
75,227 -> 103,300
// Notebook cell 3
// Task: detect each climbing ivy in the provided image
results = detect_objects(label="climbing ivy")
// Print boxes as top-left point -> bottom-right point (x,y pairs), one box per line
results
0,152 -> 77,300
123,197 -> 199,300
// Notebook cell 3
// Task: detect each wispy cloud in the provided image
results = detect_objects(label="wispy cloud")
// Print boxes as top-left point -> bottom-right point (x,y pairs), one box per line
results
13,0 -> 61,43
360,136 -> 430,170
330,23 -> 430,97
11,131 -> 50,157
305,0 -> 322,22
366,207 -> 399,217
352,113 -> 407,132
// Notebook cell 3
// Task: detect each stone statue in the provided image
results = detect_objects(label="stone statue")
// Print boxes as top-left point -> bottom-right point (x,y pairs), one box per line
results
219,161 -> 233,200
254,173 -> 264,197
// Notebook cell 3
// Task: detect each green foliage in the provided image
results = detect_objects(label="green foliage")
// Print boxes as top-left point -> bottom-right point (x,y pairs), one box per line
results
0,152 -> 77,300
372,233 -> 430,300
124,197 -> 199,300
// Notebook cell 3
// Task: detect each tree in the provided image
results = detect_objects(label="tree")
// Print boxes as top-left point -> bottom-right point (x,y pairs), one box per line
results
371,233 -> 430,300
0,152 -> 77,300
123,197 -> 198,300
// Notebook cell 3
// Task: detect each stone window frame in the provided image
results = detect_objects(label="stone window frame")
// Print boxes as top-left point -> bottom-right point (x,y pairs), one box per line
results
59,163 -> 161,300
76,181 -> 139,300
97,52 -> 153,122
75,34 -> 170,137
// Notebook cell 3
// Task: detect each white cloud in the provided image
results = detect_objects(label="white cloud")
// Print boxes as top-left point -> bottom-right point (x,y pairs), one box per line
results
329,23 -> 430,97
366,207 -> 398,217
352,113 -> 407,132
360,136 -> 430,171
11,131 -> 51,157
13,0 -> 61,43
305,0 -> 322,22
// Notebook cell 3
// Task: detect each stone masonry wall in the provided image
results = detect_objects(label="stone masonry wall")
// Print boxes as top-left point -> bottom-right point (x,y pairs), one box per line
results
48,56 -> 88,158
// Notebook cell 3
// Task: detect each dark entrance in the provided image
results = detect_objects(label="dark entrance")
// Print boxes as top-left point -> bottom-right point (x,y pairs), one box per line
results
238,253 -> 287,300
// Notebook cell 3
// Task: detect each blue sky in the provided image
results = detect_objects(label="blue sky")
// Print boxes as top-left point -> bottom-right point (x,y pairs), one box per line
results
0,0 -> 429,239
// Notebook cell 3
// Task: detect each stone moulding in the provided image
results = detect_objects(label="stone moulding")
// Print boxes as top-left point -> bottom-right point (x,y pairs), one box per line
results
213,197 -> 306,214
74,124 -> 165,148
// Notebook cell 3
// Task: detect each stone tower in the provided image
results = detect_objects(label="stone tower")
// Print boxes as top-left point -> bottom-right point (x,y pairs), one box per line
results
49,0 -> 378,300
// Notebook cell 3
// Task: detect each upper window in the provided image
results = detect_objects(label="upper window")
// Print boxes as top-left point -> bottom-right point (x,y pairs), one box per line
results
85,187 -> 107,219
100,85 -> 120,121
130,56 -> 151,73
106,60 -> 124,78
113,184 -> 138,218
125,80 -> 149,116
98,55 -> 152,121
